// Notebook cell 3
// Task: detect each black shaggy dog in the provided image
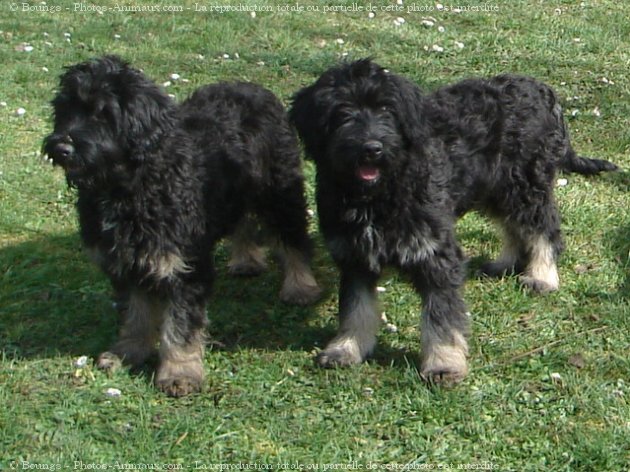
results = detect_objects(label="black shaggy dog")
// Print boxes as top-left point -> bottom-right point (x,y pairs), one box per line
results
290,59 -> 616,383
43,56 -> 321,397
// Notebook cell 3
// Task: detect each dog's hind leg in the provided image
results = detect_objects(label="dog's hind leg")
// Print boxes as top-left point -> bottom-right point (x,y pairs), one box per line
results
496,203 -> 563,294
257,175 -> 321,306
227,214 -> 268,276
154,289 -> 207,398
478,226 -> 525,278
519,232 -> 561,293
97,290 -> 163,371
317,270 -> 380,367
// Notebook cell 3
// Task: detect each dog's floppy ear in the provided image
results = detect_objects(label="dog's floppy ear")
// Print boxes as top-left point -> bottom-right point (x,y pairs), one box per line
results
289,82 -> 331,162
385,73 -> 427,147
113,67 -> 175,161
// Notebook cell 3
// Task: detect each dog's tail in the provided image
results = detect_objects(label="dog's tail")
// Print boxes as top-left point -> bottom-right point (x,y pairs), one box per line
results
560,147 -> 618,175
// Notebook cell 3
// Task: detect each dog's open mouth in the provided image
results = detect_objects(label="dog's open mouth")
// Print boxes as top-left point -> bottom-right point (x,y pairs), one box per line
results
356,165 -> 381,183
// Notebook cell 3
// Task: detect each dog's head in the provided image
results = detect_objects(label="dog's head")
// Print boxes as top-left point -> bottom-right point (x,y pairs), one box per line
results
290,59 -> 425,196
43,55 -> 174,189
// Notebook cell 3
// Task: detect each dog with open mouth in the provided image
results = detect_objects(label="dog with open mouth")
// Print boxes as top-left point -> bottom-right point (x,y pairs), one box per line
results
290,59 -> 617,383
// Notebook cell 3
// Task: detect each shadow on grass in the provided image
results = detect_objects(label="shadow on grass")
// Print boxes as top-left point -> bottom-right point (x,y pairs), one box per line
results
0,233 -> 331,361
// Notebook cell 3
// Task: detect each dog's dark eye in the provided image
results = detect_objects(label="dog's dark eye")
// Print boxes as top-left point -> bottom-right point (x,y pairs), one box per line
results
332,108 -> 359,127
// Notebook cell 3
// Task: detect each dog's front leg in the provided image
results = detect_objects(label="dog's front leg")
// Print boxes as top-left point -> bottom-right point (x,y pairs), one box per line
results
418,289 -> 470,385
97,290 -> 162,371
155,291 -> 207,397
408,243 -> 471,385
316,268 -> 380,367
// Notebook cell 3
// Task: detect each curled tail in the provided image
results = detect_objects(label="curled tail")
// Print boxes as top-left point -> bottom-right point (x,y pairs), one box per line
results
560,148 -> 618,175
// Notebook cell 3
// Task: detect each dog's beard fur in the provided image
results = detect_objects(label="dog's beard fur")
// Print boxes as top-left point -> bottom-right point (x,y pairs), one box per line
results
327,110 -> 404,199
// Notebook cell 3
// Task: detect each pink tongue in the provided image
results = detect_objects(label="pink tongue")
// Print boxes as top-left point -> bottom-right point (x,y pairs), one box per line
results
357,166 -> 380,181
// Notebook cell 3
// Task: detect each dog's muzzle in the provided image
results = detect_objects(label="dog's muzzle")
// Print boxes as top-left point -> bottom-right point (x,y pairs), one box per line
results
356,140 -> 383,183
44,136 -> 76,166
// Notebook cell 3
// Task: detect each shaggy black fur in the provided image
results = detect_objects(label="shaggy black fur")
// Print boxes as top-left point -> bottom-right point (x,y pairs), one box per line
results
43,56 -> 321,397
289,59 -> 617,383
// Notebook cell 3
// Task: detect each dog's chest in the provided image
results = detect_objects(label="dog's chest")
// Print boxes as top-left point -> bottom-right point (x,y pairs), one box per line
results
87,199 -> 189,283
332,206 -> 438,272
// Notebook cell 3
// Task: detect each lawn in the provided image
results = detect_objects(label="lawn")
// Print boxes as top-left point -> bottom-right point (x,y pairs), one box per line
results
0,0 -> 628,469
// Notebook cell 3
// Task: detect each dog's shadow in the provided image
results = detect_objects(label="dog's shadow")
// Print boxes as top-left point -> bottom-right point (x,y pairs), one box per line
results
0,234 -> 330,362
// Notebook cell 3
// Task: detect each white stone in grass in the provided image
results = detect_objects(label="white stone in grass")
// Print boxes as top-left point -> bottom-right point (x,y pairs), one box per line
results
105,387 -> 122,397
114,34 -> 121,40
234,52 -> 240,59
170,73 -> 181,81
74,355 -> 89,368
571,109 -> 580,117
397,0 -> 403,4
0,101 -> 7,107
250,11 -> 256,18
162,81 -> 172,88
437,26 -> 445,33
421,19 -> 434,27
42,66 -> 49,72
592,107 -> 601,117
368,12 -> 375,19
362,387 -> 374,396
557,178 -> 568,187
380,312 -> 388,323
23,45 -> 34,52
432,44 -> 444,53
436,3 -> 444,10
376,286 -> 386,293
335,38 -> 345,45
455,41 -> 465,49
222,53 -> 230,59
15,107 -> 26,116
550,373 -> 562,382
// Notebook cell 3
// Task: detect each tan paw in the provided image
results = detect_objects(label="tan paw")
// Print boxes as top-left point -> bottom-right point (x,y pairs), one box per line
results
155,375 -> 203,397
280,280 -> 322,306
96,351 -> 123,372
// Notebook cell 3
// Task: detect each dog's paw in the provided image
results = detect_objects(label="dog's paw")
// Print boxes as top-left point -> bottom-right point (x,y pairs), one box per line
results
96,351 -> 123,372
518,275 -> 558,294
420,341 -> 468,386
280,281 -> 322,306
315,338 -> 367,368
420,365 -> 468,386
155,376 -> 203,398
155,357 -> 204,398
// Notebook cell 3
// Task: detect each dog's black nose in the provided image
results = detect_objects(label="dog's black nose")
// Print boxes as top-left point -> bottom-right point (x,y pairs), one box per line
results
363,140 -> 383,159
52,142 -> 75,159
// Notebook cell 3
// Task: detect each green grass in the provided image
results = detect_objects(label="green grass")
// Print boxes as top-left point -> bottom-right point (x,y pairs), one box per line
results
1,0 -> 629,469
